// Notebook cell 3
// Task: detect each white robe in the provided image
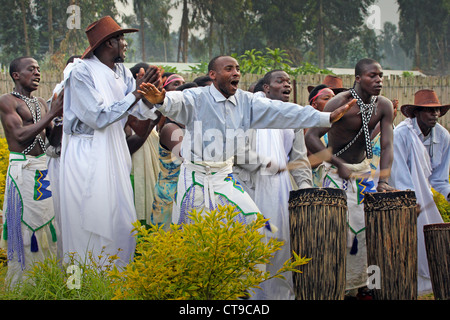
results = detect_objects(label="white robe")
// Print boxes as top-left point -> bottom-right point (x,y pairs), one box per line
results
248,128 -> 296,300
389,118 -> 445,295
60,58 -> 145,267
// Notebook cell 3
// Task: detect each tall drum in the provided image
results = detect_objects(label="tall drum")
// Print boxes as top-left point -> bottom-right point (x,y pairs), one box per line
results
364,191 -> 417,300
288,188 -> 347,300
424,223 -> 450,300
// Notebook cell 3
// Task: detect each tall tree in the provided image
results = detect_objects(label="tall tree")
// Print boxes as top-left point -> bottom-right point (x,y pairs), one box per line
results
398,0 -> 449,74
301,0 -> 376,68
0,0 -> 38,66
124,0 -> 172,62
379,22 -> 412,70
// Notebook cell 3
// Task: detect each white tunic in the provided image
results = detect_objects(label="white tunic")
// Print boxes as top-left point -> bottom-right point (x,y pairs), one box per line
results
390,117 -> 449,295
60,56 -> 156,266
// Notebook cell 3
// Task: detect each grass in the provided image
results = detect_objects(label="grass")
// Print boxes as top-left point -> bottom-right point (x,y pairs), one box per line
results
0,250 -> 117,300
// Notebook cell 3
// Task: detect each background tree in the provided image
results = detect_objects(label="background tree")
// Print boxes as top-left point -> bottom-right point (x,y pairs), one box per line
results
398,0 -> 449,75
122,0 -> 172,62
379,22 -> 412,70
0,0 -> 38,66
301,0 -> 376,69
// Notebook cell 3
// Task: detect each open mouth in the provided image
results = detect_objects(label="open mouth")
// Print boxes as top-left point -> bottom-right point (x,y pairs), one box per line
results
32,78 -> 40,85
282,89 -> 291,96
230,79 -> 239,90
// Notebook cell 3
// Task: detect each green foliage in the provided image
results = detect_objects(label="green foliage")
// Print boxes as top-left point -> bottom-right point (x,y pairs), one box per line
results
110,205 -> 310,300
0,250 -> 117,300
433,188 -> 450,223
291,62 -> 335,76
0,138 -> 10,210
189,61 -> 209,74
402,71 -> 415,78
231,48 -> 332,76
188,48 -> 332,77
158,65 -> 179,74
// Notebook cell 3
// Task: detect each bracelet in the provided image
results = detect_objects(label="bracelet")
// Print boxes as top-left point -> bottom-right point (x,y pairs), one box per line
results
53,117 -> 63,127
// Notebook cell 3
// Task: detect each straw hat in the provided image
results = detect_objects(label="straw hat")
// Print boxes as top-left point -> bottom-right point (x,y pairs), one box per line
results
307,75 -> 347,94
81,16 -> 138,59
400,89 -> 449,118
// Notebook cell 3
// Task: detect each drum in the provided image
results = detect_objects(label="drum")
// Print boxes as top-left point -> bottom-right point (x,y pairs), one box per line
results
364,191 -> 417,300
424,223 -> 450,300
288,188 -> 347,300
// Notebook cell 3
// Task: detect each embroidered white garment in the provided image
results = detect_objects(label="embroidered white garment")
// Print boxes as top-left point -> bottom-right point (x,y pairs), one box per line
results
60,57 -> 140,266
251,128 -> 295,300
390,118 -> 444,295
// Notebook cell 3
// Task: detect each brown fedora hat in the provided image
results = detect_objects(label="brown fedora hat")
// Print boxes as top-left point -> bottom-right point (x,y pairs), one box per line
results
401,89 -> 449,118
307,75 -> 347,93
81,16 -> 138,59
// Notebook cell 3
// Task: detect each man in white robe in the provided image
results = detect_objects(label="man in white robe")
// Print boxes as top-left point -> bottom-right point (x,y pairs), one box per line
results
60,16 -> 160,267
138,56 -> 355,231
233,70 -> 313,300
389,89 -> 450,295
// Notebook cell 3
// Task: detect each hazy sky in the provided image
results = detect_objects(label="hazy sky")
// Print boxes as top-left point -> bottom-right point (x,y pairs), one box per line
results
375,0 -> 400,26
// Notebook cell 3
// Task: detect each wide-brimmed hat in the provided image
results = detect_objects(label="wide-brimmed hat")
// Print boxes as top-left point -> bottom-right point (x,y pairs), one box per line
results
81,16 -> 138,59
307,75 -> 347,94
401,89 -> 449,118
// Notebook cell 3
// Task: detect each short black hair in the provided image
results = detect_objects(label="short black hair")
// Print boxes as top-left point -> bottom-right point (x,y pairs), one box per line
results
9,56 -> 32,81
262,69 -> 285,86
176,82 -> 198,91
193,75 -> 212,87
355,58 -> 378,77
253,78 -> 265,93
66,55 -> 81,65
208,55 -> 228,72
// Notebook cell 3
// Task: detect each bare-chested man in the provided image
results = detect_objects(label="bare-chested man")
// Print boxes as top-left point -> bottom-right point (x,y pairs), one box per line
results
305,58 -> 395,298
0,56 -> 63,286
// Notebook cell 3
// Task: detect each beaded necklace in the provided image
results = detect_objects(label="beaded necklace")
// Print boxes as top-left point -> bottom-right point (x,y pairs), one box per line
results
333,88 -> 376,159
11,91 -> 46,154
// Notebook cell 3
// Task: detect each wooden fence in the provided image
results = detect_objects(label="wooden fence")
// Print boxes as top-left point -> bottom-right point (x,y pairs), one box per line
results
1,71 -> 449,134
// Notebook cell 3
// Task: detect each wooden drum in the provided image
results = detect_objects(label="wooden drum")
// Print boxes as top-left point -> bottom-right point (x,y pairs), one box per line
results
288,188 -> 347,300
364,191 -> 417,300
424,223 -> 450,300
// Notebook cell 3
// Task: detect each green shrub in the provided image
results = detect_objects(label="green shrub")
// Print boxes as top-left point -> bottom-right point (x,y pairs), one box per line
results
110,205 -> 310,300
433,188 -> 450,223
0,250 -> 117,300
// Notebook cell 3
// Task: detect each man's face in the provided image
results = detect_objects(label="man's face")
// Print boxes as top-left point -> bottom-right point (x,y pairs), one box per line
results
111,34 -> 128,63
209,56 -> 241,98
264,71 -> 292,102
13,58 -> 40,92
414,107 -> 441,130
356,63 -> 383,96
